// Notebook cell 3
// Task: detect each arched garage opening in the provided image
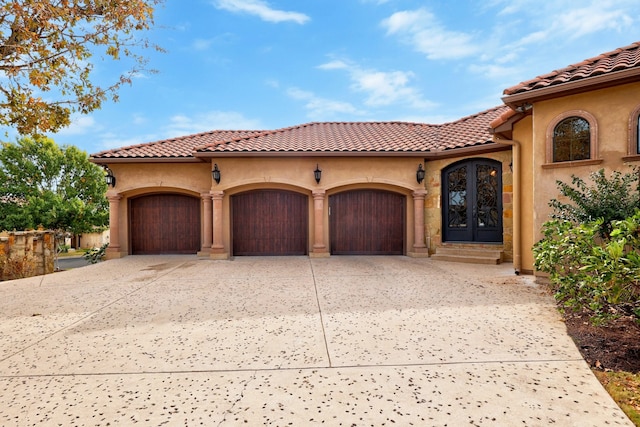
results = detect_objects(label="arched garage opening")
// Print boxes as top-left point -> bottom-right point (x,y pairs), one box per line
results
129,193 -> 201,255
231,189 -> 308,256
329,189 -> 405,255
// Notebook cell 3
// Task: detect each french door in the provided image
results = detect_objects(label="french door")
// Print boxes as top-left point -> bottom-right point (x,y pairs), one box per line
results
442,159 -> 502,243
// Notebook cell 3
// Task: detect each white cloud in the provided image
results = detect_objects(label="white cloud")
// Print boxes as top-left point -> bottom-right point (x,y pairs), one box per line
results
381,9 -> 479,60
318,59 -> 435,110
54,115 -> 98,136
552,5 -> 633,39
265,78 -> 280,88
214,0 -> 310,24
317,60 -> 349,70
467,63 -> 521,81
132,113 -> 147,125
192,38 -> 214,51
497,1 -> 634,50
286,87 -> 363,119
163,111 -> 263,137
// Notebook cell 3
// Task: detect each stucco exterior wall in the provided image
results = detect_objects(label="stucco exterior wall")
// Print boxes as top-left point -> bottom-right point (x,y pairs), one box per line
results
510,115 -> 535,273
521,81 -> 640,273
106,162 -> 211,255
106,156 -> 427,258
532,83 -> 640,233
423,151 -> 513,261
211,156 -> 424,257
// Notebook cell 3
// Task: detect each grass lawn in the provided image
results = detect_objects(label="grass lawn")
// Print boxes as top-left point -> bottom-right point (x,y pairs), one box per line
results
594,371 -> 640,426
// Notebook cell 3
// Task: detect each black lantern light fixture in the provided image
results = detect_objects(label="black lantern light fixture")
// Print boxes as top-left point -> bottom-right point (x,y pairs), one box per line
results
314,164 -> 322,184
416,163 -> 425,184
212,163 -> 221,184
104,166 -> 116,188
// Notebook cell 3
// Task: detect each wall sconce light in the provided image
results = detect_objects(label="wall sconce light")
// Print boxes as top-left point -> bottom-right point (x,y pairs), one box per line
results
212,163 -> 221,184
314,164 -> 322,184
509,161 -> 513,172
104,166 -> 116,188
416,163 -> 425,184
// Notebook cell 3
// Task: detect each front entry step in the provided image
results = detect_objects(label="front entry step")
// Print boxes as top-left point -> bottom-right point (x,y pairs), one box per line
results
431,247 -> 502,265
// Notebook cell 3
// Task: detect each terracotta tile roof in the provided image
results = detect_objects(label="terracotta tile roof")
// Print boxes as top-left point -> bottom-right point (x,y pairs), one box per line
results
90,106 -> 509,160
195,106 -> 509,155
503,41 -> 640,96
90,130 -> 263,159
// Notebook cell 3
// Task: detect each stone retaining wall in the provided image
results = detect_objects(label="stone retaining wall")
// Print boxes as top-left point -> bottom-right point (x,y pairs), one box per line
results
0,231 -> 55,281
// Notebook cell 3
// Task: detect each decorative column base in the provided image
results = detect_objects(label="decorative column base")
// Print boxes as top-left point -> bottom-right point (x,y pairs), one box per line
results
309,251 -> 330,258
105,249 -> 126,260
209,251 -> 230,260
407,249 -> 430,258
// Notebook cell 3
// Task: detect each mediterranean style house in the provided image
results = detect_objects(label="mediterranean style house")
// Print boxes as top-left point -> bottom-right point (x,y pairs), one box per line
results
91,41 -> 640,275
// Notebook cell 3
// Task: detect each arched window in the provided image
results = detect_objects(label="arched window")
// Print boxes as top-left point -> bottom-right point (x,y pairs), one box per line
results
545,110 -> 598,167
624,105 -> 640,159
637,114 -> 640,154
553,116 -> 590,162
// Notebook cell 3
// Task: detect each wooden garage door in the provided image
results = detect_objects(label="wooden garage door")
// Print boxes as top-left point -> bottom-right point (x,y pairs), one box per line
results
232,190 -> 308,256
330,190 -> 405,255
130,194 -> 200,255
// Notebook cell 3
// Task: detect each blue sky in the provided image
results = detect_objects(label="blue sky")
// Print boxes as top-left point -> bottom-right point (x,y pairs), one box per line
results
35,1 -> 640,154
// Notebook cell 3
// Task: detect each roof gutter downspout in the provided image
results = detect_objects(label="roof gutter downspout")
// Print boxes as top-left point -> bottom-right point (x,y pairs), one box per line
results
495,137 -> 522,275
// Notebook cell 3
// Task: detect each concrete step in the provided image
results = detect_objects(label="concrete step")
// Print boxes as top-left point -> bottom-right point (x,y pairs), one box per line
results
431,247 -> 502,265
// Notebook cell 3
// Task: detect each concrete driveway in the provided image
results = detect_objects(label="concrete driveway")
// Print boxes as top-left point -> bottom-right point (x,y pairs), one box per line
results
0,256 -> 632,426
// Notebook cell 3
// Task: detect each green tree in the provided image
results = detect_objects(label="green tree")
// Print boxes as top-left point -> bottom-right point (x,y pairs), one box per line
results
0,136 -> 108,233
0,0 -> 163,135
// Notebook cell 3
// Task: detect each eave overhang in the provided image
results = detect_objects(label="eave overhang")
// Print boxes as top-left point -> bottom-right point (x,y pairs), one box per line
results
89,142 -> 509,164
502,67 -> 640,110
90,157 -> 204,165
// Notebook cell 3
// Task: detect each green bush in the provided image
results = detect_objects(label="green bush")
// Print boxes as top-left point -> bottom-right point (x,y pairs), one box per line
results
83,243 -> 108,264
534,212 -> 640,325
549,168 -> 639,236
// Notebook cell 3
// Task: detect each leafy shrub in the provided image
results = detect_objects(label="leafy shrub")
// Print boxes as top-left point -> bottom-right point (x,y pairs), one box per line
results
549,168 -> 639,236
534,212 -> 640,325
83,243 -> 108,264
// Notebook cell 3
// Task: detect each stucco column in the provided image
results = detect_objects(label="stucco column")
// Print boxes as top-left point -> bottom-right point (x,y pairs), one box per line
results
311,190 -> 328,257
199,193 -> 213,254
411,189 -> 428,255
210,190 -> 227,258
106,194 -> 123,258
